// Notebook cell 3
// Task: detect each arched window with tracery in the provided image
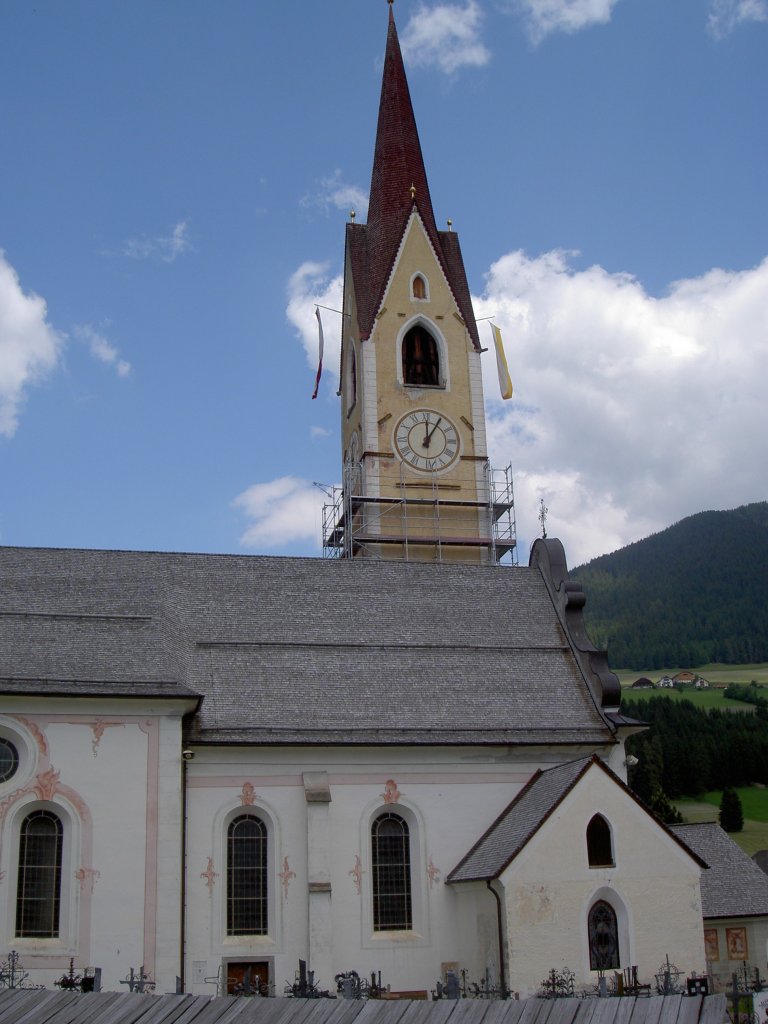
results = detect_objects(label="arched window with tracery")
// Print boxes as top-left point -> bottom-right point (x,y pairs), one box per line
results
402,324 -> 440,387
588,899 -> 620,970
227,813 -> 268,936
16,809 -> 63,938
586,814 -> 614,867
371,812 -> 412,931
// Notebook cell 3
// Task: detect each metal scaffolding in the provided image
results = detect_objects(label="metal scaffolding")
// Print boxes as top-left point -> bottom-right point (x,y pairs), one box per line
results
322,461 -> 517,564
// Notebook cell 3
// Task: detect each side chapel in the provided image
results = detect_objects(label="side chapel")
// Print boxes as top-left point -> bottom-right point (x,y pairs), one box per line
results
0,4 -> 710,1000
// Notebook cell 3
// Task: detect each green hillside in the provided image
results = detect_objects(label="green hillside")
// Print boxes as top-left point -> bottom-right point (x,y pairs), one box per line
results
573,502 -> 768,670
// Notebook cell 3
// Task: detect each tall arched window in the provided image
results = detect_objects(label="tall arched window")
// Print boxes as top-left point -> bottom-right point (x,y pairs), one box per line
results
402,324 -> 440,387
588,899 -> 620,970
412,274 -> 427,299
16,809 -> 63,938
227,814 -> 268,936
586,814 -> 614,867
371,812 -> 412,931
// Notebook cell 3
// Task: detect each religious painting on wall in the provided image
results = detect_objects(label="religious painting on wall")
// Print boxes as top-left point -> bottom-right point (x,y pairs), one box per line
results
704,928 -> 720,962
726,927 -> 748,960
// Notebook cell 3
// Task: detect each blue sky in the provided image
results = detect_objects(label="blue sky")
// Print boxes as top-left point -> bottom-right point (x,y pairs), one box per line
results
1,0 -> 766,566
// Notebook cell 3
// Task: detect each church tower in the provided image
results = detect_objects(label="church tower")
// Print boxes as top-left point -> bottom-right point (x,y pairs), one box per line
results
324,3 -> 515,563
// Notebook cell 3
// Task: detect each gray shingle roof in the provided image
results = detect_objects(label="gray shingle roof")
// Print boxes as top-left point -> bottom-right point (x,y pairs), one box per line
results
0,546 -> 618,746
448,757 -> 706,883
670,822 -> 768,919
447,757 -> 592,882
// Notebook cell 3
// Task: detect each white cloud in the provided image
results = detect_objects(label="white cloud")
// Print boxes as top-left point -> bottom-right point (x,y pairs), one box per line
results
301,171 -> 368,220
232,476 -> 327,550
311,425 -> 332,440
400,1 -> 490,74
73,324 -> 131,377
0,251 -> 63,438
474,249 -> 768,565
285,262 -> 344,398
123,220 -> 191,263
509,0 -> 621,44
707,0 -> 768,38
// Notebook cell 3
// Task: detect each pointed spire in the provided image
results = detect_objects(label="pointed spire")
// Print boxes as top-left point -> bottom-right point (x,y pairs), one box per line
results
345,6 -> 481,351
366,7 -> 438,242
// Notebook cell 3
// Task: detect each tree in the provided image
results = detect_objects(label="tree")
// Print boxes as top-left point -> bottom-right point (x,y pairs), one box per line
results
719,787 -> 744,832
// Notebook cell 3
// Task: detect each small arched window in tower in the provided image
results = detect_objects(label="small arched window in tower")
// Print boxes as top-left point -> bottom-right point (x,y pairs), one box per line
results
16,809 -> 63,938
588,899 -> 620,970
345,342 -> 357,413
402,324 -> 440,387
227,813 -> 268,936
412,274 -> 427,300
586,814 -> 615,867
371,812 -> 412,931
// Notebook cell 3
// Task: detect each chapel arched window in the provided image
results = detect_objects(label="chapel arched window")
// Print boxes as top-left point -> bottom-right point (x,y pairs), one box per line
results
227,814 -> 268,936
371,812 -> 412,931
588,899 -> 620,970
402,324 -> 440,387
16,809 -> 63,938
412,274 -> 427,299
587,814 -> 614,867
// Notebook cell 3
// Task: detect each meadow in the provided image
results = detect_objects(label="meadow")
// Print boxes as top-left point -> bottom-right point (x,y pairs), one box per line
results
676,788 -> 768,856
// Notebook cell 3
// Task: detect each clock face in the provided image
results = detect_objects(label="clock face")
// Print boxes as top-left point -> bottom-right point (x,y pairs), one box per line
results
394,409 -> 460,472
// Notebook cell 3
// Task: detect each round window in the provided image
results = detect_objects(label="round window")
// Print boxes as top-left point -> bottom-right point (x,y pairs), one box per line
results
0,737 -> 19,784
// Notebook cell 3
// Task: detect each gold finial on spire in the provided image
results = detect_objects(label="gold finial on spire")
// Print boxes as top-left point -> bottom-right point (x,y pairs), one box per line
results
350,209 -> 356,222
409,182 -> 416,199
447,219 -> 452,231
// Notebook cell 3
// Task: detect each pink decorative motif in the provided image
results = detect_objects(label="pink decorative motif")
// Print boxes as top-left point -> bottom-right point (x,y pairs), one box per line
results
278,856 -> 296,900
90,720 -> 124,756
427,858 -> 441,888
11,715 -> 48,756
382,779 -> 401,803
200,857 -> 218,895
239,782 -> 257,806
75,867 -> 100,893
32,767 -> 61,801
349,855 -> 363,895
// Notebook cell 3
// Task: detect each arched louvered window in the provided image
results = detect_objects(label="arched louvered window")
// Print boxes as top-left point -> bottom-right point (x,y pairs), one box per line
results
16,809 -> 63,937
588,899 -> 620,970
402,324 -> 440,387
227,814 -> 268,935
586,814 -> 614,867
371,812 -> 412,931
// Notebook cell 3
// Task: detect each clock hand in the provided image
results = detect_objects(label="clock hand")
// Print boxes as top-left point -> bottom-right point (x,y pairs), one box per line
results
423,416 -> 442,446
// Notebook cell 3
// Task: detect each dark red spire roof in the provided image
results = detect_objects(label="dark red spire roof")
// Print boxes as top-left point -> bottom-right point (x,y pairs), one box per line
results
346,7 -> 480,350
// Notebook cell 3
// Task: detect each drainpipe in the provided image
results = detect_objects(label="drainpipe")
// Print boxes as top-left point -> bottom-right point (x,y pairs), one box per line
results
180,749 -> 191,993
486,879 -> 508,997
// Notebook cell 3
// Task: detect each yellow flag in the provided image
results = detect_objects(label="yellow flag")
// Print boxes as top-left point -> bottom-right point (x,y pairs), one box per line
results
490,323 -> 513,400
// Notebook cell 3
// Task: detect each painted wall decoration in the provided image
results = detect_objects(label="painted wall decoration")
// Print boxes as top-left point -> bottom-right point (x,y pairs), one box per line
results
239,782 -> 257,806
726,927 -> 748,960
382,779 -> 401,803
278,856 -> 296,899
704,928 -> 719,962
349,854 -> 363,895
89,720 -> 125,756
75,866 -> 100,893
427,857 -> 440,888
200,857 -> 218,895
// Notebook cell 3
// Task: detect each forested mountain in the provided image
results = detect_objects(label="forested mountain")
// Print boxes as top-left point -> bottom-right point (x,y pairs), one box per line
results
573,502 -> 768,669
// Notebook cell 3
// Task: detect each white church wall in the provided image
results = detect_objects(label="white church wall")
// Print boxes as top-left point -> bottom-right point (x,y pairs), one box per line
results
499,764 -> 706,998
182,744 -> 586,996
0,700 -> 188,994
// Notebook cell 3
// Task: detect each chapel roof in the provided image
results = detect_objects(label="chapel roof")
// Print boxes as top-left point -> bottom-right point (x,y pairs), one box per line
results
0,545 -> 619,747
671,822 -> 768,919
447,755 -> 706,882
346,6 -> 481,350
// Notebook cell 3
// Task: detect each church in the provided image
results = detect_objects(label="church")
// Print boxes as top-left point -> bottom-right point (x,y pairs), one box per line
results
0,4 -> 709,1000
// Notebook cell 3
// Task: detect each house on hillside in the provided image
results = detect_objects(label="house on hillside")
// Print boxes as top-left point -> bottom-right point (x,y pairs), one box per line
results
631,677 -> 655,689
